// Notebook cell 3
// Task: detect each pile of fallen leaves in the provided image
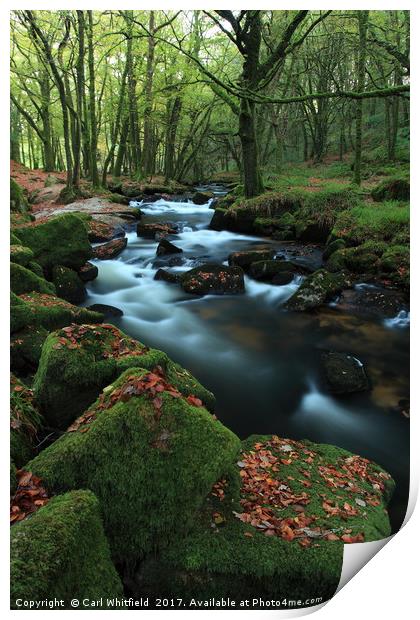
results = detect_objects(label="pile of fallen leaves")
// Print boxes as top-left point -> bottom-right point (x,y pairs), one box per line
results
10,470 -> 49,525
215,436 -> 391,547
67,366 -> 203,435
51,323 -> 149,359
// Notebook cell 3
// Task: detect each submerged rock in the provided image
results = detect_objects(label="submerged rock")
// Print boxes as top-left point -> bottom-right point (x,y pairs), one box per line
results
322,352 -> 369,394
10,490 -> 123,608
93,237 -> 127,260
28,367 -> 239,563
156,238 -> 183,256
12,213 -> 92,271
181,264 -> 245,295
249,259 -> 305,282
228,248 -> 275,269
286,269 -> 351,312
192,191 -> 213,205
154,268 -> 180,284
78,261 -> 98,282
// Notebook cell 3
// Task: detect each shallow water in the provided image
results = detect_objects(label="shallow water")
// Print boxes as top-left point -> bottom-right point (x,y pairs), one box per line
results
84,188 -> 409,532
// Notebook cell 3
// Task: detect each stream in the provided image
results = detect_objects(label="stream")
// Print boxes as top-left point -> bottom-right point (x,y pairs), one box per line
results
83,185 -> 410,532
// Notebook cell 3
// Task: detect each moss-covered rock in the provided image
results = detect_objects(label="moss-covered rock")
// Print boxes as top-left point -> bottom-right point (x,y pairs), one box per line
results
322,239 -> 346,261
78,261 -> 99,282
10,490 -> 123,609
371,175 -> 409,202
286,269 -> 351,311
249,260 -> 300,282
11,325 -> 49,373
28,368 -> 240,563
10,178 -> 28,213
33,323 -> 215,428
13,214 -> 93,271
11,292 -> 103,334
27,260 -> 44,278
228,249 -> 275,269
140,435 -> 393,607
51,265 -> 86,303
322,352 -> 369,394
10,375 -> 42,468
181,264 -> 245,295
10,262 -> 56,296
10,244 -> 34,267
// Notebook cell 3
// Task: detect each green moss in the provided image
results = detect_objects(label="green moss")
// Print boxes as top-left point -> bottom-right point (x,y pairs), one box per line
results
33,324 -> 214,428
10,262 -> 56,296
11,292 -> 103,334
51,265 -> 86,303
286,270 -> 350,311
11,325 -> 49,373
28,368 -> 240,563
10,490 -> 123,608
10,178 -> 28,213
371,175 -> 409,202
381,245 -> 409,272
13,214 -> 93,271
11,461 -> 17,494
333,202 -> 409,245
10,375 -> 42,468
323,238 -> 346,261
10,245 -> 34,267
145,434 -> 393,606
28,260 -> 44,278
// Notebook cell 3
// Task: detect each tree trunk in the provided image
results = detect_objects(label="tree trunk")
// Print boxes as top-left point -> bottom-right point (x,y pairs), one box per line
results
239,97 -> 264,197
142,11 -> 156,175
353,10 -> 369,186
87,11 -> 100,186
164,95 -> 182,180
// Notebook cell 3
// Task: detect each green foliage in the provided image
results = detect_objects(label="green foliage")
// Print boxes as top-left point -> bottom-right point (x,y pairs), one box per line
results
10,244 -> 34,267
12,214 -> 93,271
371,175 -> 410,202
10,490 -> 123,608
10,375 -> 42,468
10,178 -> 28,213
28,368 -> 240,563
333,201 -> 409,244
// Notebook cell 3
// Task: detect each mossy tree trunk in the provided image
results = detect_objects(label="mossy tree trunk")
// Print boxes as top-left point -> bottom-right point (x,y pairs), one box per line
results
353,10 -> 369,186
87,11 -> 100,187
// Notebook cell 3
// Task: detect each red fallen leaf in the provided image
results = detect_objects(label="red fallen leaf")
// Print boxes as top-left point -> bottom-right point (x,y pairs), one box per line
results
244,531 -> 254,538
187,395 -> 203,407
299,537 -> 312,547
152,397 -> 163,410
325,533 -> 340,541
13,385 -> 24,392
281,525 -> 295,541
264,529 -> 276,537
341,533 -> 365,543
280,459 -> 292,465
18,471 -> 33,486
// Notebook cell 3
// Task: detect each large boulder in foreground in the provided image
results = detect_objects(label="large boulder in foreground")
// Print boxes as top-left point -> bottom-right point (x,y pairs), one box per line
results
322,352 -> 369,395
140,435 -> 393,607
13,213 -> 92,272
286,269 -> 350,312
33,323 -> 215,428
11,490 -> 123,609
28,368 -> 240,563
181,264 -> 245,295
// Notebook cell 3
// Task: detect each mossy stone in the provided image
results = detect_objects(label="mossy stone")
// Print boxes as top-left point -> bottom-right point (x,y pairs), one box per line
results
10,490 -> 123,608
10,245 -> 34,267
286,269 -> 350,311
28,368 -> 240,563
10,178 -> 28,213
323,239 -> 346,261
10,262 -> 56,296
51,265 -> 86,304
13,213 -> 93,271
11,325 -> 49,373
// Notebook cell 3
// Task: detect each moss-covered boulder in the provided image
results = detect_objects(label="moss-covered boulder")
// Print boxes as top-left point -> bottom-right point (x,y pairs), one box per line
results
371,175 -> 410,202
323,239 -> 346,261
11,292 -> 103,334
322,352 -> 369,394
10,262 -> 56,296
249,259 -> 302,282
10,244 -> 34,267
10,490 -> 123,609
140,435 -> 393,607
192,191 -> 213,205
10,375 -> 42,468
181,264 -> 245,295
228,248 -> 275,269
11,325 -> 49,373
286,269 -> 351,312
51,265 -> 86,303
10,178 -> 28,213
78,261 -> 98,282
28,368 -> 240,563
13,214 -> 93,271
33,323 -> 215,428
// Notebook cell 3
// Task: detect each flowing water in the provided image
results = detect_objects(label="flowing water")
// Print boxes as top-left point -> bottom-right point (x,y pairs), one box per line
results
83,186 -> 410,532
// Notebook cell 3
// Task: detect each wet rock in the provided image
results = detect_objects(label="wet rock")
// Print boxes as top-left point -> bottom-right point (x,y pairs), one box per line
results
192,191 -> 213,205
137,222 -> 177,239
272,272 -> 295,285
334,286 -> 407,319
156,239 -> 183,256
228,248 -> 275,269
296,220 -> 331,244
93,238 -> 127,260
322,351 -> 369,394
286,269 -> 351,311
51,265 -> 86,304
154,269 -> 180,284
87,304 -> 124,318
209,207 -> 256,234
78,261 -> 98,282
181,264 -> 245,295
249,259 -> 304,281
87,219 -> 125,243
